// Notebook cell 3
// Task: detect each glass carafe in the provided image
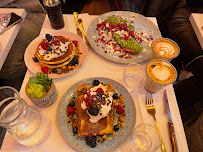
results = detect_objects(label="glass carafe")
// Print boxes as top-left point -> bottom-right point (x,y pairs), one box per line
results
0,86 -> 51,147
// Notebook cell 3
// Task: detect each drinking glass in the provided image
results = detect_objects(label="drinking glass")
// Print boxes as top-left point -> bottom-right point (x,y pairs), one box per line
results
0,86 -> 51,147
123,63 -> 145,93
130,123 -> 161,152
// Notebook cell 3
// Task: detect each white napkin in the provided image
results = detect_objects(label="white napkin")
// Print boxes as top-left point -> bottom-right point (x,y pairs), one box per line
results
137,91 -> 173,152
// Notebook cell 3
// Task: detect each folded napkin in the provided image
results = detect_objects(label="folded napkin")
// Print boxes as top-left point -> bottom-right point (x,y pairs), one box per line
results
137,90 -> 173,152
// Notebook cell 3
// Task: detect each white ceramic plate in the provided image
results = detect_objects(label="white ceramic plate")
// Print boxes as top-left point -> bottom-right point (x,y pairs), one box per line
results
57,77 -> 136,152
87,11 -> 162,64
24,31 -> 87,78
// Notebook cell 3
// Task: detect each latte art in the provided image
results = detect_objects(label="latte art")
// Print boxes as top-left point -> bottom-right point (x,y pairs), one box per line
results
152,38 -> 179,59
147,60 -> 177,84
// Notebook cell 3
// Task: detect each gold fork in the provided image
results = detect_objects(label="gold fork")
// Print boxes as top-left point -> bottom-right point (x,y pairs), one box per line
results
146,93 -> 167,152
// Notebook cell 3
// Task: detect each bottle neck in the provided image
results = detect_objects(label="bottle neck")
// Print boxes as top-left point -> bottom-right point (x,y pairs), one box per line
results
0,98 -> 28,128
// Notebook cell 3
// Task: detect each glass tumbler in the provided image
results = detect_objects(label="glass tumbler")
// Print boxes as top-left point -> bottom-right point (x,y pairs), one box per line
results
123,63 -> 145,93
130,123 -> 161,152
0,86 -> 51,147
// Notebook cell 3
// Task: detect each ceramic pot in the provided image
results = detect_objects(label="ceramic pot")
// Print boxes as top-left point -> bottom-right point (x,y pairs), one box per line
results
26,82 -> 58,107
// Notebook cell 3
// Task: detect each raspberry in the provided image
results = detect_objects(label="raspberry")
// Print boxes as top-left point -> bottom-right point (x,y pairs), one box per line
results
72,40 -> 78,47
84,97 -> 92,106
41,66 -> 48,74
67,106 -> 75,116
41,42 -> 48,50
96,88 -> 104,94
116,105 -> 125,114
51,39 -> 60,45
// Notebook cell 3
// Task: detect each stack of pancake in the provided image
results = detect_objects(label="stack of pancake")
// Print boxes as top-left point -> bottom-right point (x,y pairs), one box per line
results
35,36 -> 76,69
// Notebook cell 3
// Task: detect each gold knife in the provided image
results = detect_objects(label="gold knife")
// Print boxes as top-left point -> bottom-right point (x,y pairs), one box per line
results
73,12 -> 83,38
78,19 -> 90,46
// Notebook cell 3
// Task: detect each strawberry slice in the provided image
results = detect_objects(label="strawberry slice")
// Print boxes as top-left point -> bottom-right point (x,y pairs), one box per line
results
122,48 -> 138,55
96,88 -> 104,94
41,42 -> 48,50
67,106 -> 75,116
72,40 -> 78,47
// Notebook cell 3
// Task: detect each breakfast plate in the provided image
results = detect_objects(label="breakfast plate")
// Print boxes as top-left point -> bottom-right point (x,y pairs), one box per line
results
24,31 -> 87,78
57,77 -> 136,152
87,11 -> 162,64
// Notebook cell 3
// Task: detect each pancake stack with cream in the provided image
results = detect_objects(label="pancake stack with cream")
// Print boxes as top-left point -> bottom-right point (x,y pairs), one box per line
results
36,34 -> 76,69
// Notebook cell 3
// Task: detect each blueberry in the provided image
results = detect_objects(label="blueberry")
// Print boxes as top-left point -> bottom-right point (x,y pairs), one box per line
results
113,93 -> 118,99
69,101 -> 75,107
96,93 -> 102,99
70,55 -> 79,66
32,57 -> 38,62
86,136 -> 97,148
92,80 -> 100,86
45,34 -> 52,42
88,106 -> 99,116
114,125 -> 119,131
72,127 -> 78,134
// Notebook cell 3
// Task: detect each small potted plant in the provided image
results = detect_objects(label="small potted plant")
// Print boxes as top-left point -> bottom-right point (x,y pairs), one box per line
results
26,72 -> 58,107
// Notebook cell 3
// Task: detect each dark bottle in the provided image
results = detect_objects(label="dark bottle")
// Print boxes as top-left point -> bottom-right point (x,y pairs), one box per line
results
43,0 -> 65,30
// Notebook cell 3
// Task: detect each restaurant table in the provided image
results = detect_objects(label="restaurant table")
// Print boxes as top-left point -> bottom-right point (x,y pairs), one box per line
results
189,13 -> 203,49
0,8 -> 26,70
1,13 -> 189,152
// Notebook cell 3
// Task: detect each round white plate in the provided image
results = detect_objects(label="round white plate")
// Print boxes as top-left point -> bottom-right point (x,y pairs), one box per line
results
24,31 -> 87,78
87,11 -> 162,64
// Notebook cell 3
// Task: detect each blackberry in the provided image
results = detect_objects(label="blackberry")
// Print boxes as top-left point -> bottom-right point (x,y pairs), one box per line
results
72,127 -> 78,134
86,136 -> 97,148
114,125 -> 119,131
69,101 -> 75,107
92,80 -> 100,86
88,106 -> 99,116
32,57 -> 38,62
47,46 -> 52,51
52,68 -> 58,73
70,55 -> 79,66
45,34 -> 52,42
96,93 -> 102,99
113,93 -> 118,99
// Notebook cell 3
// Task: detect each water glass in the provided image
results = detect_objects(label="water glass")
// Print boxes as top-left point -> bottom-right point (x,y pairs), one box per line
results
123,63 -> 145,93
130,123 -> 161,152
0,86 -> 51,147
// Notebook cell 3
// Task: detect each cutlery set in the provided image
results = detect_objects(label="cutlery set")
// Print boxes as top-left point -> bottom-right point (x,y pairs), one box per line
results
146,92 -> 178,152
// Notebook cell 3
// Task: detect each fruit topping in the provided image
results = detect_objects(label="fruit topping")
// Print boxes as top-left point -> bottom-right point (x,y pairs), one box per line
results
88,106 -> 99,116
41,66 -> 49,74
70,55 -> 79,66
84,97 -> 92,106
41,42 -> 48,50
113,93 -> 118,99
114,125 -> 119,131
32,57 -> 38,62
116,105 -> 125,114
67,106 -> 75,116
69,101 -> 75,107
86,136 -> 97,148
47,46 -> 52,52
96,93 -> 102,99
92,80 -> 100,86
72,40 -> 78,47
45,34 -> 52,42
51,39 -> 60,45
96,88 -> 104,94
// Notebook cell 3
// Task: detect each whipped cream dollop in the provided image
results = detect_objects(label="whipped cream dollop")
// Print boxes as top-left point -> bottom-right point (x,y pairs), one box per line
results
38,40 -> 70,61
81,84 -> 114,123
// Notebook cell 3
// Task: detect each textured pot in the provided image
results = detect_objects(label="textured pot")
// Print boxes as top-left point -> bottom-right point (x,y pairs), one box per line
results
26,82 -> 58,107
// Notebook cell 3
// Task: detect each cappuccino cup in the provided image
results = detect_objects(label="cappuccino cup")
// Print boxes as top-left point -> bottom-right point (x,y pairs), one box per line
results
144,59 -> 177,93
151,38 -> 180,61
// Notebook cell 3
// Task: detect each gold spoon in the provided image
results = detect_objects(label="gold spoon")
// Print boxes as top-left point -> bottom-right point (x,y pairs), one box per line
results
78,19 -> 90,46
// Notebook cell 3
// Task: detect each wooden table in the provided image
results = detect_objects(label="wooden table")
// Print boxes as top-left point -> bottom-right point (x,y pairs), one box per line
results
1,13 -> 189,152
0,8 -> 26,70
